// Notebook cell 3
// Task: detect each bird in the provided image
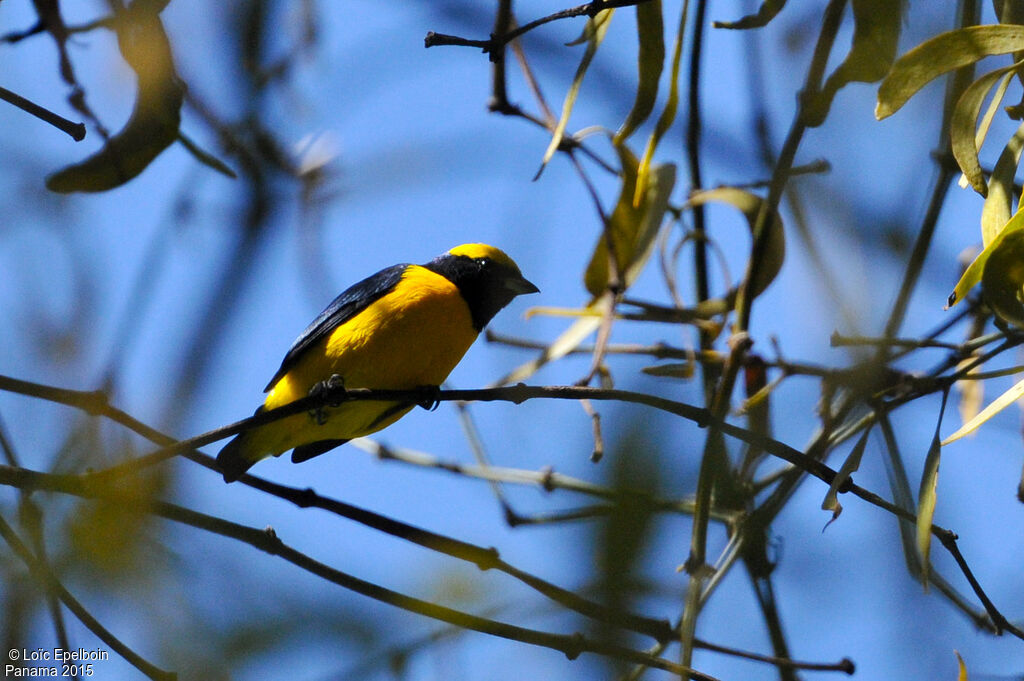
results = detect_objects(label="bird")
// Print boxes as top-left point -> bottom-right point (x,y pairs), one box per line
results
215,243 -> 538,482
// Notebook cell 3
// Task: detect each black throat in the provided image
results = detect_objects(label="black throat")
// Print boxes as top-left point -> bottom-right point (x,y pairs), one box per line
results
425,255 -> 517,331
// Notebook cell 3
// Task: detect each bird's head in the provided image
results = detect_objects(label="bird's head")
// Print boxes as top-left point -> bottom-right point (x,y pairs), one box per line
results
427,243 -> 539,330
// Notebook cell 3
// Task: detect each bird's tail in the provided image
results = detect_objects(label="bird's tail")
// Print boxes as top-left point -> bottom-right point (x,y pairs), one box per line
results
216,410 -> 266,482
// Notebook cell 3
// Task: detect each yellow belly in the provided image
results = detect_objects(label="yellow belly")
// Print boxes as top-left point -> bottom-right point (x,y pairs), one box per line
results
251,265 -> 477,458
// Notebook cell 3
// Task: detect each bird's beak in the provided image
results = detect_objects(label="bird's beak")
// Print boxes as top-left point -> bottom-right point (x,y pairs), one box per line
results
506,274 -> 539,297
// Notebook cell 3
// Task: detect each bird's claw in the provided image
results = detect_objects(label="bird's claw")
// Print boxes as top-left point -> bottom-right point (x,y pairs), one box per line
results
308,374 -> 345,425
416,385 -> 441,411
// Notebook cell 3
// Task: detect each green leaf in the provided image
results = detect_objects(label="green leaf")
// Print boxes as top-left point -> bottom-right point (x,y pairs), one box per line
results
916,392 -> 947,587
539,9 -> 613,171
951,65 -> 1018,195
822,428 -> 870,522
641,362 -> 694,379
943,375 -> 1024,445
956,651 -> 969,681
877,24 -> 1024,120
712,0 -> 788,30
685,187 -> 786,300
46,9 -> 184,193
982,223 -> 1024,326
633,0 -> 686,207
612,0 -> 664,146
981,122 -> 1024,246
805,0 -> 903,127
584,145 -> 676,296
947,202 -> 1024,309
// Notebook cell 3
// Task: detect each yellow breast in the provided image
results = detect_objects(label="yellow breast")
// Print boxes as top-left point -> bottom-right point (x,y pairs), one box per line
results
259,265 -> 478,449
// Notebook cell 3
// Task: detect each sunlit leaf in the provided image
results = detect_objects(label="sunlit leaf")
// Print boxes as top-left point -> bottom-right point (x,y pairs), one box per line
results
947,203 -> 1024,309
613,0 -> 664,146
877,24 -> 1024,120
956,651 -> 969,681
539,10 -> 613,171
916,393 -> 947,587
685,187 -> 786,299
585,145 -> 676,296
46,9 -> 184,192
943,375 -> 1024,445
713,0 -> 787,29
951,65 -> 1018,195
805,0 -> 903,127
822,428 -> 870,522
981,123 -> 1024,246
492,299 -> 607,385
565,8 -> 611,46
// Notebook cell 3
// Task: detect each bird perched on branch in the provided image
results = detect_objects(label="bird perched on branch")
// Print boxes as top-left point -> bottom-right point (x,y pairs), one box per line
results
216,243 -> 538,482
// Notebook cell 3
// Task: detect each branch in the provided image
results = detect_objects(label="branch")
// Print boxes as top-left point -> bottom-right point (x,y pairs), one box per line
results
352,437 -> 717,519
0,85 -> 85,140
0,512 -> 175,681
4,373 -> 1018,641
0,373 -> 846,496
100,383 -> 848,490
424,0 -> 653,53
0,465 -> 719,681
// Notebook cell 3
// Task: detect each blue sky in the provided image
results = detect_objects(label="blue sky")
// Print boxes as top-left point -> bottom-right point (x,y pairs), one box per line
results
1,1 -> 1023,679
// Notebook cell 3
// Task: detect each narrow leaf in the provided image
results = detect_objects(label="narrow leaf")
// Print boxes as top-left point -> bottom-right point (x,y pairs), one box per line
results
539,10 -> 613,171
982,227 -> 1024,326
943,376 -> 1024,445
916,391 -> 948,587
806,0 -> 903,127
492,299 -> 607,386
981,123 -> 1024,246
956,651 -> 969,681
613,0 -> 664,146
951,65 -> 1018,195
877,24 -> 1024,120
713,0 -> 787,30
822,428 -> 871,522
585,145 -> 676,296
685,187 -> 786,299
877,412 -> 924,578
641,362 -> 694,379
633,0 -> 686,206
947,202 -> 1024,309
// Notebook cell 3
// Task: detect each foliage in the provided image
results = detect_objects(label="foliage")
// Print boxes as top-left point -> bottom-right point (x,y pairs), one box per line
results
0,1 -> 1022,680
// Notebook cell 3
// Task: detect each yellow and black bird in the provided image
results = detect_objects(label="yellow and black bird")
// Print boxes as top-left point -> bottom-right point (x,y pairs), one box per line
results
216,243 -> 538,482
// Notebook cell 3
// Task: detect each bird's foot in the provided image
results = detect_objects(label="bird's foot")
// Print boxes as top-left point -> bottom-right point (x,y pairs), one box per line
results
416,385 -> 441,411
308,374 -> 345,425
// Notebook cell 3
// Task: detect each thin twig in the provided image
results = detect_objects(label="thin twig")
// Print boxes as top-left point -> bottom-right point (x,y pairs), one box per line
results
353,438 -> 712,518
3,373 -> 1018,640
0,85 -> 85,140
0,374 -> 845,494
0,466 -> 720,681
424,0 -> 654,53
0,512 -> 176,681
680,0 -> 850,666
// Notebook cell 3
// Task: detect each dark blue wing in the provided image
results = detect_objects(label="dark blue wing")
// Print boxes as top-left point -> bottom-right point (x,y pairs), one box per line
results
263,263 -> 408,391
